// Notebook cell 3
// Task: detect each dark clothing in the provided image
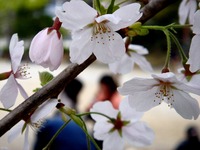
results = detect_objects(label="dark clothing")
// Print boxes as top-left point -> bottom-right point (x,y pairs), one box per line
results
175,137 -> 200,150
33,116 -> 96,150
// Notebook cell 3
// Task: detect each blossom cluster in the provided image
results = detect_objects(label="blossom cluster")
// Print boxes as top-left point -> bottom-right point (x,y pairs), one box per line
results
0,0 -> 200,150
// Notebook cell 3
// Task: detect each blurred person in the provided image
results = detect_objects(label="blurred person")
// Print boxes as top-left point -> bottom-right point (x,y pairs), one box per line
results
175,125 -> 200,150
33,78 -> 96,150
85,74 -> 122,149
87,74 -> 122,111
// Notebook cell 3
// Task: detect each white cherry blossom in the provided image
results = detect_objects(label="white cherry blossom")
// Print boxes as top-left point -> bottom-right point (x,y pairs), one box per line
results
109,44 -> 153,74
56,0 -> 142,64
90,97 -> 154,150
0,34 -> 29,108
118,72 -> 200,119
8,99 -> 58,150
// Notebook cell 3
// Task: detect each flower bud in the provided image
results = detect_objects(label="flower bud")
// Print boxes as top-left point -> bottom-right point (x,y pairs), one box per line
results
29,28 -> 64,71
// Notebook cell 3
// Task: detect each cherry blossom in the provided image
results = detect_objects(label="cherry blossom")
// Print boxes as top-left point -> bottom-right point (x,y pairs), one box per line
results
178,0 -> 197,25
118,72 -> 200,119
109,43 -> 153,74
56,0 -> 142,64
8,99 -> 58,150
90,97 -> 154,150
187,8 -> 200,72
0,34 -> 29,108
29,18 -> 64,71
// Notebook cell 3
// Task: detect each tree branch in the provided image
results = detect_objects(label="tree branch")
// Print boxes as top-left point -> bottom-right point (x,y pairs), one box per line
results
0,0 -> 178,136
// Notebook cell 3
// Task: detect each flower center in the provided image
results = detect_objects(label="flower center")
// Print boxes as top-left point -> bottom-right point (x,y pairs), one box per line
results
14,63 -> 31,79
91,22 -> 115,45
109,112 -> 130,137
154,82 -> 175,107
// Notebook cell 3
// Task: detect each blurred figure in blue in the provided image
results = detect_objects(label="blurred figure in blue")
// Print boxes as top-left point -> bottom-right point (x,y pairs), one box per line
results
33,78 -> 96,150
175,125 -> 200,150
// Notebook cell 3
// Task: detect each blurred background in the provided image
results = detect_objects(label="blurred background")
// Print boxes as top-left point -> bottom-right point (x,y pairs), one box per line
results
0,0 -> 200,150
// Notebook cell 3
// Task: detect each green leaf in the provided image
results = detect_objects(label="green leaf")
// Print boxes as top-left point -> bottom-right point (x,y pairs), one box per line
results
107,0 -> 116,14
39,71 -> 54,86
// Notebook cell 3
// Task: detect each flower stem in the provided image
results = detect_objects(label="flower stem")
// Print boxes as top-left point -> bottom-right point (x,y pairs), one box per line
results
42,119 -> 71,150
168,31 -> 188,64
77,112 -> 113,120
162,29 -> 171,71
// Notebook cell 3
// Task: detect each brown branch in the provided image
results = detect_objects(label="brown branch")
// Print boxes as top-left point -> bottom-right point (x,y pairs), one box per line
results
0,0 -> 178,136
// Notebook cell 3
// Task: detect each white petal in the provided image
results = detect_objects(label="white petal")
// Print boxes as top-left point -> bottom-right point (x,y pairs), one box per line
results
187,35 -> 200,72
8,120 -> 24,142
172,89 -> 200,119
103,131 -> 124,150
23,126 -> 29,150
118,77 -> 158,95
129,44 -> 149,55
108,54 -> 134,74
93,121 -> 113,140
93,31 -> 125,64
119,97 -> 143,121
9,33 -> 24,73
69,29 -> 93,64
31,99 -> 57,122
128,87 -> 161,112
152,72 -> 180,84
90,101 -> 118,122
192,10 -> 200,34
56,0 -> 97,31
123,122 -> 154,147
131,52 -> 153,72
95,14 -> 120,24
108,3 -> 142,31
17,82 -> 28,99
188,0 -> 197,25
0,74 -> 18,108
178,0 -> 190,24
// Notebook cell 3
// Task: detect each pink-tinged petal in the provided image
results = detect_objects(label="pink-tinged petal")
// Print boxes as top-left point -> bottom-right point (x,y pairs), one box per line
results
119,97 -> 143,121
47,34 -> 63,71
93,121 -> 113,140
9,33 -> 24,73
8,120 -> 24,143
69,29 -> 94,64
103,131 -> 124,150
172,89 -> 200,119
31,99 -> 57,122
93,31 -> 125,63
118,78 -> 158,95
29,29 -> 63,71
90,101 -> 118,122
128,87 -> 161,111
108,3 -> 142,31
131,52 -> 153,72
178,0 -> 190,25
17,82 -> 28,99
23,126 -> 29,150
0,74 -> 18,108
187,35 -> 200,72
192,10 -> 200,34
123,122 -> 154,147
109,54 -> 133,74
56,0 -> 97,31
